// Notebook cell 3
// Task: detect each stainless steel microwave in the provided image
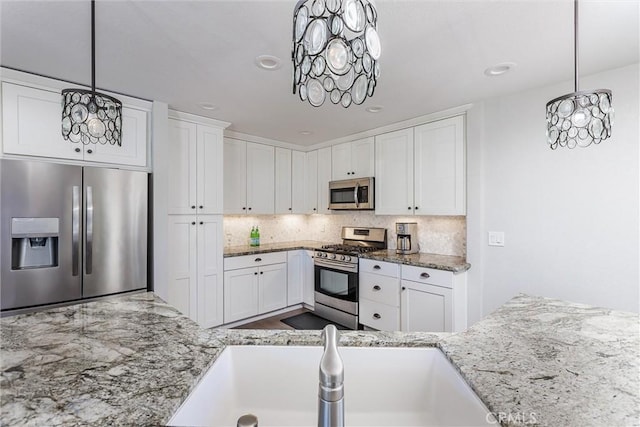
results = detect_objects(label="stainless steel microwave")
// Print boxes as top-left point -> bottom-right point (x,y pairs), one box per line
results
328,177 -> 374,210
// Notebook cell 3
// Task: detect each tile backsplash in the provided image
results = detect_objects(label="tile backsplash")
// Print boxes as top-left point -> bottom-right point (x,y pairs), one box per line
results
223,213 -> 466,257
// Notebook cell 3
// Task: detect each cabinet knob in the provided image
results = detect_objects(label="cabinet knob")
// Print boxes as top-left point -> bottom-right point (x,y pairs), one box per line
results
191,221 -> 196,225
373,265 -> 381,270
199,221 -> 203,225
402,286 -> 406,291
351,171 -> 355,175
75,147 -> 81,153
313,208 -> 317,211
373,285 -> 381,291
199,205 -> 203,209
415,206 -> 419,210
248,207 -> 252,211
260,271 -> 263,275
255,257 -> 262,262
191,205 -> 196,209
347,172 -> 351,175
408,206 -> 412,210
420,272 -> 430,279
254,272 -> 258,275
373,313 -> 381,319
87,149 -> 93,154
288,208 -> 292,211
242,207 -> 246,210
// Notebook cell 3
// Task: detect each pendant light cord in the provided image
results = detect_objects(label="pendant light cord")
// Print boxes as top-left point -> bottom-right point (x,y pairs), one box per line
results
574,0 -> 579,92
91,0 -> 96,94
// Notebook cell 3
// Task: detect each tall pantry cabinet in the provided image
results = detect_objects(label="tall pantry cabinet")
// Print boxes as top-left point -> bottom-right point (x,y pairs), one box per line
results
166,113 -> 226,328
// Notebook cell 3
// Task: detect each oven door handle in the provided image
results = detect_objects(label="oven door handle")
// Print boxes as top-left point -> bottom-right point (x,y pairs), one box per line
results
315,259 -> 358,273
354,183 -> 360,208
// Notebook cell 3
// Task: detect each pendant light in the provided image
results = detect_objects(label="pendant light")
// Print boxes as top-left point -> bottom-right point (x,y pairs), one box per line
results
546,0 -> 613,149
61,0 -> 122,146
292,0 -> 381,108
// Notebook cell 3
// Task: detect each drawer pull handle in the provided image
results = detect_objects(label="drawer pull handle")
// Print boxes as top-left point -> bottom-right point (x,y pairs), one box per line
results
373,265 -> 381,270
373,313 -> 381,319
373,285 -> 381,291
255,257 -> 262,262
420,272 -> 430,279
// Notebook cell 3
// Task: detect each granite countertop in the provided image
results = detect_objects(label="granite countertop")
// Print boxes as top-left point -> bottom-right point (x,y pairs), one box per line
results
223,240 -> 330,256
360,250 -> 471,272
224,241 -> 471,273
1,293 -> 638,426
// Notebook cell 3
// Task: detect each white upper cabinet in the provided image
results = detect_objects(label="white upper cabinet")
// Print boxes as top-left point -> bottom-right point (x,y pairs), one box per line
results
168,118 -> 223,215
305,150 -> 319,214
414,116 -> 465,215
375,128 -> 414,215
274,147 -> 292,214
375,116 -> 465,216
291,150 -> 306,214
317,147 -> 332,214
224,138 -> 275,214
331,137 -> 374,180
1,81 -> 148,168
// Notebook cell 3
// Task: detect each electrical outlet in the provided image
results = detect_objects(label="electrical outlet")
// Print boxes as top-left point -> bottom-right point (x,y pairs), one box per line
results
488,231 -> 505,247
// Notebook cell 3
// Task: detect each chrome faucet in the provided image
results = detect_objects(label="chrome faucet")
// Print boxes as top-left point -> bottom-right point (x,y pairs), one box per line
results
318,325 -> 344,427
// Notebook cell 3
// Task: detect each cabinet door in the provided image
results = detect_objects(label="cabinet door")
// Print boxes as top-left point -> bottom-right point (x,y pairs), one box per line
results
1,82 -> 82,160
168,119 -> 197,214
317,147 -> 332,213
246,142 -> 275,214
291,150 -> 306,214
275,147 -> 292,214
374,128 -> 414,215
87,107 -> 148,167
401,280 -> 452,332
305,150 -> 318,213
167,215 -> 197,318
414,115 -> 465,215
258,263 -> 288,314
197,125 -> 224,215
350,137 -> 374,178
197,215 -> 224,328
223,138 -> 247,214
224,267 -> 259,323
287,251 -> 304,306
303,250 -> 315,307
331,142 -> 352,180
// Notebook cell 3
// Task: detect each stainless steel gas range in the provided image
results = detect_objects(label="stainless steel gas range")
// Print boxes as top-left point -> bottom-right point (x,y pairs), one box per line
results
314,226 -> 387,329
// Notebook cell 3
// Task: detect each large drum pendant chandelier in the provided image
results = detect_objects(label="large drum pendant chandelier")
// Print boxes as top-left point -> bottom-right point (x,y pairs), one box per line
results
61,0 -> 122,146
545,0 -> 613,149
292,0 -> 381,108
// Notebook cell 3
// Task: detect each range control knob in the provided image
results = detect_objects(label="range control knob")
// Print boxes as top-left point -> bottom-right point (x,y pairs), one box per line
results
344,255 -> 351,262
330,253 -> 336,260
340,255 -> 346,261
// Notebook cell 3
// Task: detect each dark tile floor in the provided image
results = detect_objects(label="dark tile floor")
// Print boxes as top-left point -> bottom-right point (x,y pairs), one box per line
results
233,307 -> 310,330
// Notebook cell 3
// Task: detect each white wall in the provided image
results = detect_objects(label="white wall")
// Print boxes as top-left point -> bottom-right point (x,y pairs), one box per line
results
467,63 -> 639,320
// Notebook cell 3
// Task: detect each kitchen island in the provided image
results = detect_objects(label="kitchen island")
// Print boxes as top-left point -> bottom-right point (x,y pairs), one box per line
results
1,292 -> 638,426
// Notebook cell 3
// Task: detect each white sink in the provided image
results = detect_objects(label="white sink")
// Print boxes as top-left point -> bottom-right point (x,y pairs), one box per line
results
169,345 -> 494,427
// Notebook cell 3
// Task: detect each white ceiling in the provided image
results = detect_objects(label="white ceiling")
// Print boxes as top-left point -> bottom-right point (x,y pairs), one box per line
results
1,0 -> 638,146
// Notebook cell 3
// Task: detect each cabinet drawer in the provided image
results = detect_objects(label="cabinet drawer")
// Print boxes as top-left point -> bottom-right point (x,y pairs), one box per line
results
401,265 -> 452,288
359,259 -> 399,277
360,299 -> 400,331
359,272 -> 400,306
224,251 -> 287,271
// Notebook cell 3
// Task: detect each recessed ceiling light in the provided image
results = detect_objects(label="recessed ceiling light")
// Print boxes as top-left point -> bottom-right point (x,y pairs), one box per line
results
299,131 -> 313,135
484,62 -> 516,77
366,106 -> 384,113
198,102 -> 218,110
255,55 -> 282,71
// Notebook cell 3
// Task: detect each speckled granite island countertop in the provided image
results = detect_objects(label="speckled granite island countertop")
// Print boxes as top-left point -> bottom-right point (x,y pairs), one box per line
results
224,240 -> 330,256
1,293 -> 638,426
361,250 -> 471,272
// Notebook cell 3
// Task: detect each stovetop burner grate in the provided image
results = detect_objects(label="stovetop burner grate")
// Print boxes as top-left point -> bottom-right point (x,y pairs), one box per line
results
320,244 -> 383,254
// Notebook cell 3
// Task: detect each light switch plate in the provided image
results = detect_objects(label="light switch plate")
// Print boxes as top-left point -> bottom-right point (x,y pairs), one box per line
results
488,231 -> 505,247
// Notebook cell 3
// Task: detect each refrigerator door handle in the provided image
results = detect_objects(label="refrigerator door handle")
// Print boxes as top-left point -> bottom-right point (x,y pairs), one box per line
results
86,186 -> 93,275
72,186 -> 80,276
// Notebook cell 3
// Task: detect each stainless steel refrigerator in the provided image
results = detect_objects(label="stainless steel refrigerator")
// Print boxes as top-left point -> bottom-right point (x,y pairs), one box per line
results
0,159 -> 148,311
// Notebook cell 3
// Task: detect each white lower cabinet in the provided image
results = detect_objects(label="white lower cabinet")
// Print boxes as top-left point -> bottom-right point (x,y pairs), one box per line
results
303,250 -> 315,307
400,265 -> 467,332
288,250 -> 315,307
167,215 -> 223,328
358,259 -> 400,331
223,252 -> 288,323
